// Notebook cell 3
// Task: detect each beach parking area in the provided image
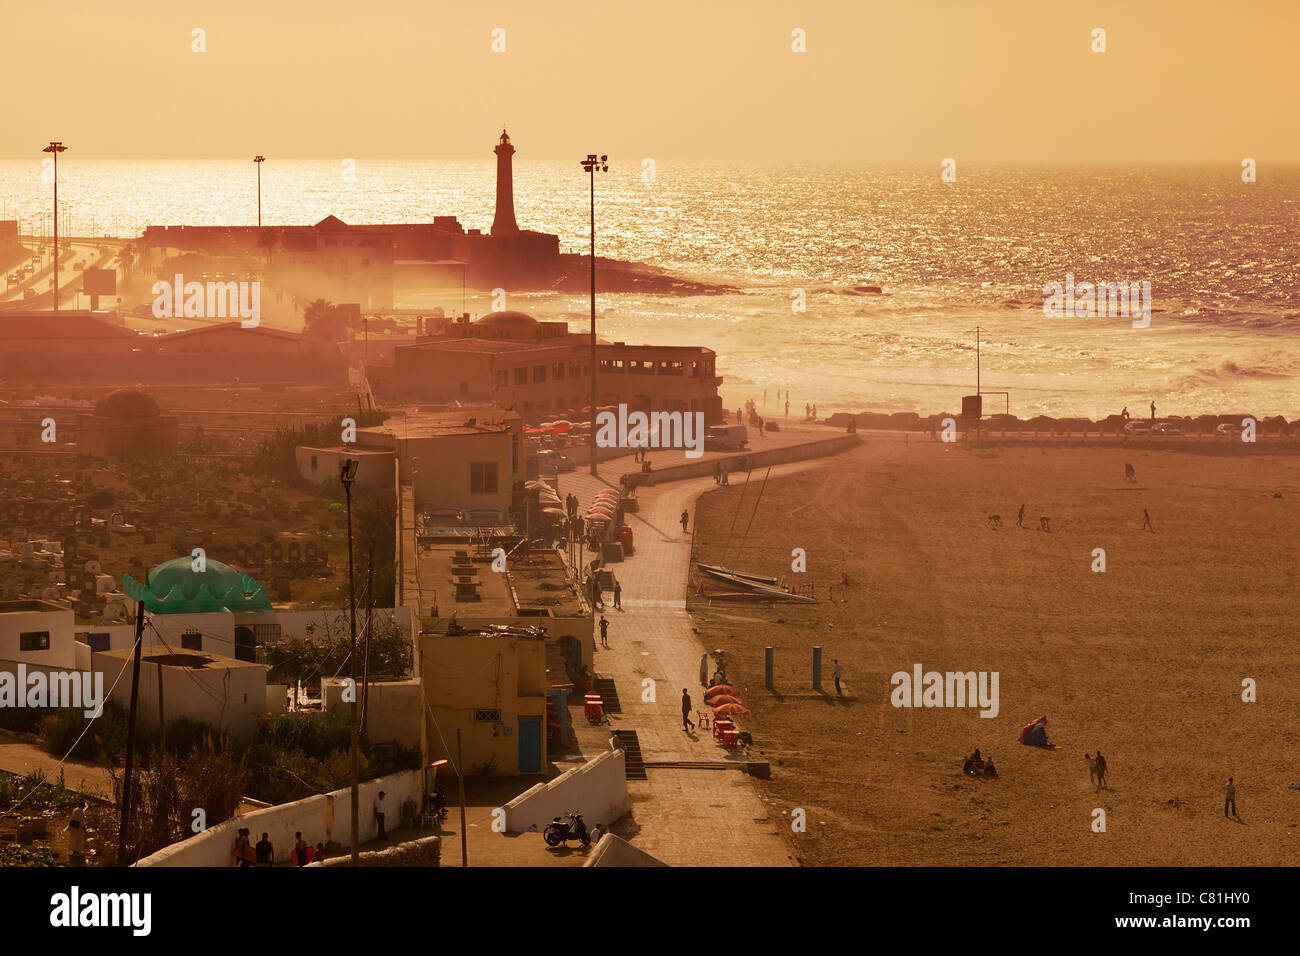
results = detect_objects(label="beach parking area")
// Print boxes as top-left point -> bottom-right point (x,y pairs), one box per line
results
690,432 -> 1300,866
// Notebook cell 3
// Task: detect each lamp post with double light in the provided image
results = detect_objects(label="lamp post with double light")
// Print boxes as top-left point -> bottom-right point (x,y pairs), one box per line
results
580,153 -> 608,475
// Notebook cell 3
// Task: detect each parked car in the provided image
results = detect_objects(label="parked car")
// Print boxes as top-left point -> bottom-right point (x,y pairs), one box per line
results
1123,420 -> 1151,434
1215,422 -> 1243,436
1151,422 -> 1181,435
537,450 -> 575,473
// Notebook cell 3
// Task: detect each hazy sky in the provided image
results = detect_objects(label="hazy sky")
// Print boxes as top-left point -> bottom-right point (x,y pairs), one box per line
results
2,0 -> 1297,161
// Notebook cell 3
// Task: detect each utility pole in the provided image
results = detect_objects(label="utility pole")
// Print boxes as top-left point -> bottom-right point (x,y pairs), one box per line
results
42,142 -> 66,311
254,156 -> 266,227
118,575 -> 146,865
457,728 -> 468,867
361,542 -> 374,735
340,459 -> 360,865
580,153 -> 608,475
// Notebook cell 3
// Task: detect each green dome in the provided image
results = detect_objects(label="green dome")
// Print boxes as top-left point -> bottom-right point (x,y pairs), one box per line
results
123,556 -> 271,614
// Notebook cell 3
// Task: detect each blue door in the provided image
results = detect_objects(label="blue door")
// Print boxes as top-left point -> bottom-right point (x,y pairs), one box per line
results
518,717 -> 542,772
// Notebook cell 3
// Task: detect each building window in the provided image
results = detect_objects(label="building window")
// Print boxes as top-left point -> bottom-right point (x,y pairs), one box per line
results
514,368 -> 528,386
181,630 -> 202,651
310,455 -> 319,470
533,365 -> 547,383
19,631 -> 50,652
552,363 -> 565,380
470,462 -> 499,494
473,708 -> 503,722
495,370 -> 508,388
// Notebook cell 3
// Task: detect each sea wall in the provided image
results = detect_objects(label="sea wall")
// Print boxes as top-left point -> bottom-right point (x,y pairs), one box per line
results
640,434 -> 862,486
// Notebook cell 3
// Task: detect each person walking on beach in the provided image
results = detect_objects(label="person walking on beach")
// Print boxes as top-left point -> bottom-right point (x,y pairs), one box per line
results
712,460 -> 721,484
681,688 -> 695,732
1142,508 -> 1154,532
1122,406 -> 1130,421
804,402 -> 810,420
1125,463 -> 1137,482
812,403 -> 817,419
832,658 -> 843,696
1225,777 -> 1238,819
680,509 -> 690,533
1095,750 -> 1108,788
613,580 -> 622,610
1016,504 -> 1025,528
1150,401 -> 1156,420
599,615 -> 609,648
785,398 -> 790,418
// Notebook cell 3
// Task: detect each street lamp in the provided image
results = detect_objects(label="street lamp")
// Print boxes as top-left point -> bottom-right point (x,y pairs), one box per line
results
42,142 -> 66,311
340,457 -> 360,865
253,155 -> 266,227
580,153 -> 608,475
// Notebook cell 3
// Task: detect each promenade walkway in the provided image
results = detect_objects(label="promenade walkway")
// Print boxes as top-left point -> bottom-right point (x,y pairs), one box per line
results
559,457 -> 829,866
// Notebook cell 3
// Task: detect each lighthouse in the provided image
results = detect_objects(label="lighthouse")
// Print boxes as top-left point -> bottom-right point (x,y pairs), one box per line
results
492,129 -> 519,235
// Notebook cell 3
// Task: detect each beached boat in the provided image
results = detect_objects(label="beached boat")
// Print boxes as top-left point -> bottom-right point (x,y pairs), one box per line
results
695,563 -> 778,587
706,590 -> 819,605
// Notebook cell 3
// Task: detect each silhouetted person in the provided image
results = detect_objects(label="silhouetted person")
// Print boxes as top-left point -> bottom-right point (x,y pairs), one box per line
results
832,658 -> 843,696
1039,516 -> 1051,532
374,790 -> 388,840
1125,463 -> 1136,482
613,581 -> 622,610
255,832 -> 274,867
681,688 -> 695,732
1225,777 -> 1238,818
599,615 -> 609,648
785,399 -> 790,417
1095,750 -> 1108,788
1016,504 -> 1025,528
1142,508 -> 1153,532
1121,406 -> 1130,420
680,509 -> 690,532
294,832 -> 310,866
1150,401 -> 1156,420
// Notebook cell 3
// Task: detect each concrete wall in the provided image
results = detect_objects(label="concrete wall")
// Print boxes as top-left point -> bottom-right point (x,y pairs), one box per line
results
584,832 -> 670,867
644,434 -> 861,486
501,748 -> 629,833
134,768 -> 423,867
323,677 -> 421,748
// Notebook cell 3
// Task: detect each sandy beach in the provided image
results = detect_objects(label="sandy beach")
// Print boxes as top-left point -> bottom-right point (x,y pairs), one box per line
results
690,432 -> 1300,866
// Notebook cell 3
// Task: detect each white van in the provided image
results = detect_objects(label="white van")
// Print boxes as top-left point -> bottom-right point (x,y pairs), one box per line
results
704,424 -> 748,451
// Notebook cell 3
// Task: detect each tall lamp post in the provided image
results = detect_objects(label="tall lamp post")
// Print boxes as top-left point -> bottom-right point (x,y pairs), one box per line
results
254,155 -> 266,227
42,142 -> 66,311
340,457 -> 360,865
580,153 -> 608,475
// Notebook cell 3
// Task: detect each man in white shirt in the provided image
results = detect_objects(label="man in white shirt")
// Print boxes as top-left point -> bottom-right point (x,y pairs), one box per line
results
374,790 -> 388,840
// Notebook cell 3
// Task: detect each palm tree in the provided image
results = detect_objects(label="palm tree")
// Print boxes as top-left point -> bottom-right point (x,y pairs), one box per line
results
303,298 -> 341,339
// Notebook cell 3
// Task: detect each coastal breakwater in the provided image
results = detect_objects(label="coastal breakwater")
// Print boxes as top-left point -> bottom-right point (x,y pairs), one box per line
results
637,433 -> 862,486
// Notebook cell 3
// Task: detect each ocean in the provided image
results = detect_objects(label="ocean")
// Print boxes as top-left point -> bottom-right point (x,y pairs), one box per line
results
2,159 -> 1296,418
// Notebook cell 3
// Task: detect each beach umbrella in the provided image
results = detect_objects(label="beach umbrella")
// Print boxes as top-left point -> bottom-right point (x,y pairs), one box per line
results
706,684 -> 737,697
707,695 -> 742,707
713,703 -> 750,717
541,507 -> 566,516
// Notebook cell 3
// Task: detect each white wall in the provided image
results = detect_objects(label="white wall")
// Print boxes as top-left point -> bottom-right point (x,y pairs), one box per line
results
584,833 -> 670,867
0,605 -> 77,668
94,650 -> 267,739
134,769 -> 423,867
502,748 -> 629,833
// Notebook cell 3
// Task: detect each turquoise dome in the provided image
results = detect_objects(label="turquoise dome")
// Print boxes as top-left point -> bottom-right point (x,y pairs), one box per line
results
123,556 -> 271,614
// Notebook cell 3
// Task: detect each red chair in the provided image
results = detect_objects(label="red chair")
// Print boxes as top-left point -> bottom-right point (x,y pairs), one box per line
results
722,729 -> 741,750
697,711 -> 711,731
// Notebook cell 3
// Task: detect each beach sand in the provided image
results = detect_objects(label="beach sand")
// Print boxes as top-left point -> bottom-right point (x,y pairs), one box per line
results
689,433 -> 1300,866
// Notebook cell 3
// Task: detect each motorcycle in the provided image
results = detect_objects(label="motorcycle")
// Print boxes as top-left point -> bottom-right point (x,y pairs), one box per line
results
543,811 -> 590,847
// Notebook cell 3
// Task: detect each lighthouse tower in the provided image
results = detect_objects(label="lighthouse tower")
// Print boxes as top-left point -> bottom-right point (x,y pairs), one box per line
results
492,129 -> 519,235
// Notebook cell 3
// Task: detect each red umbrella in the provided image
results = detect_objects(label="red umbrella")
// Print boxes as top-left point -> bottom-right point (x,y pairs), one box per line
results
708,695 -> 742,707
706,684 -> 737,697
713,703 -> 750,717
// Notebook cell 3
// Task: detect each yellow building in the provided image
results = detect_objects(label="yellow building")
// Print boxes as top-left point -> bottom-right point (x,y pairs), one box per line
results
421,618 -> 550,775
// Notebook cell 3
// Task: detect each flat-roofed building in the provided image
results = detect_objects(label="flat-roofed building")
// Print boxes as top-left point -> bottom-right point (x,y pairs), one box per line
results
375,311 -> 723,423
